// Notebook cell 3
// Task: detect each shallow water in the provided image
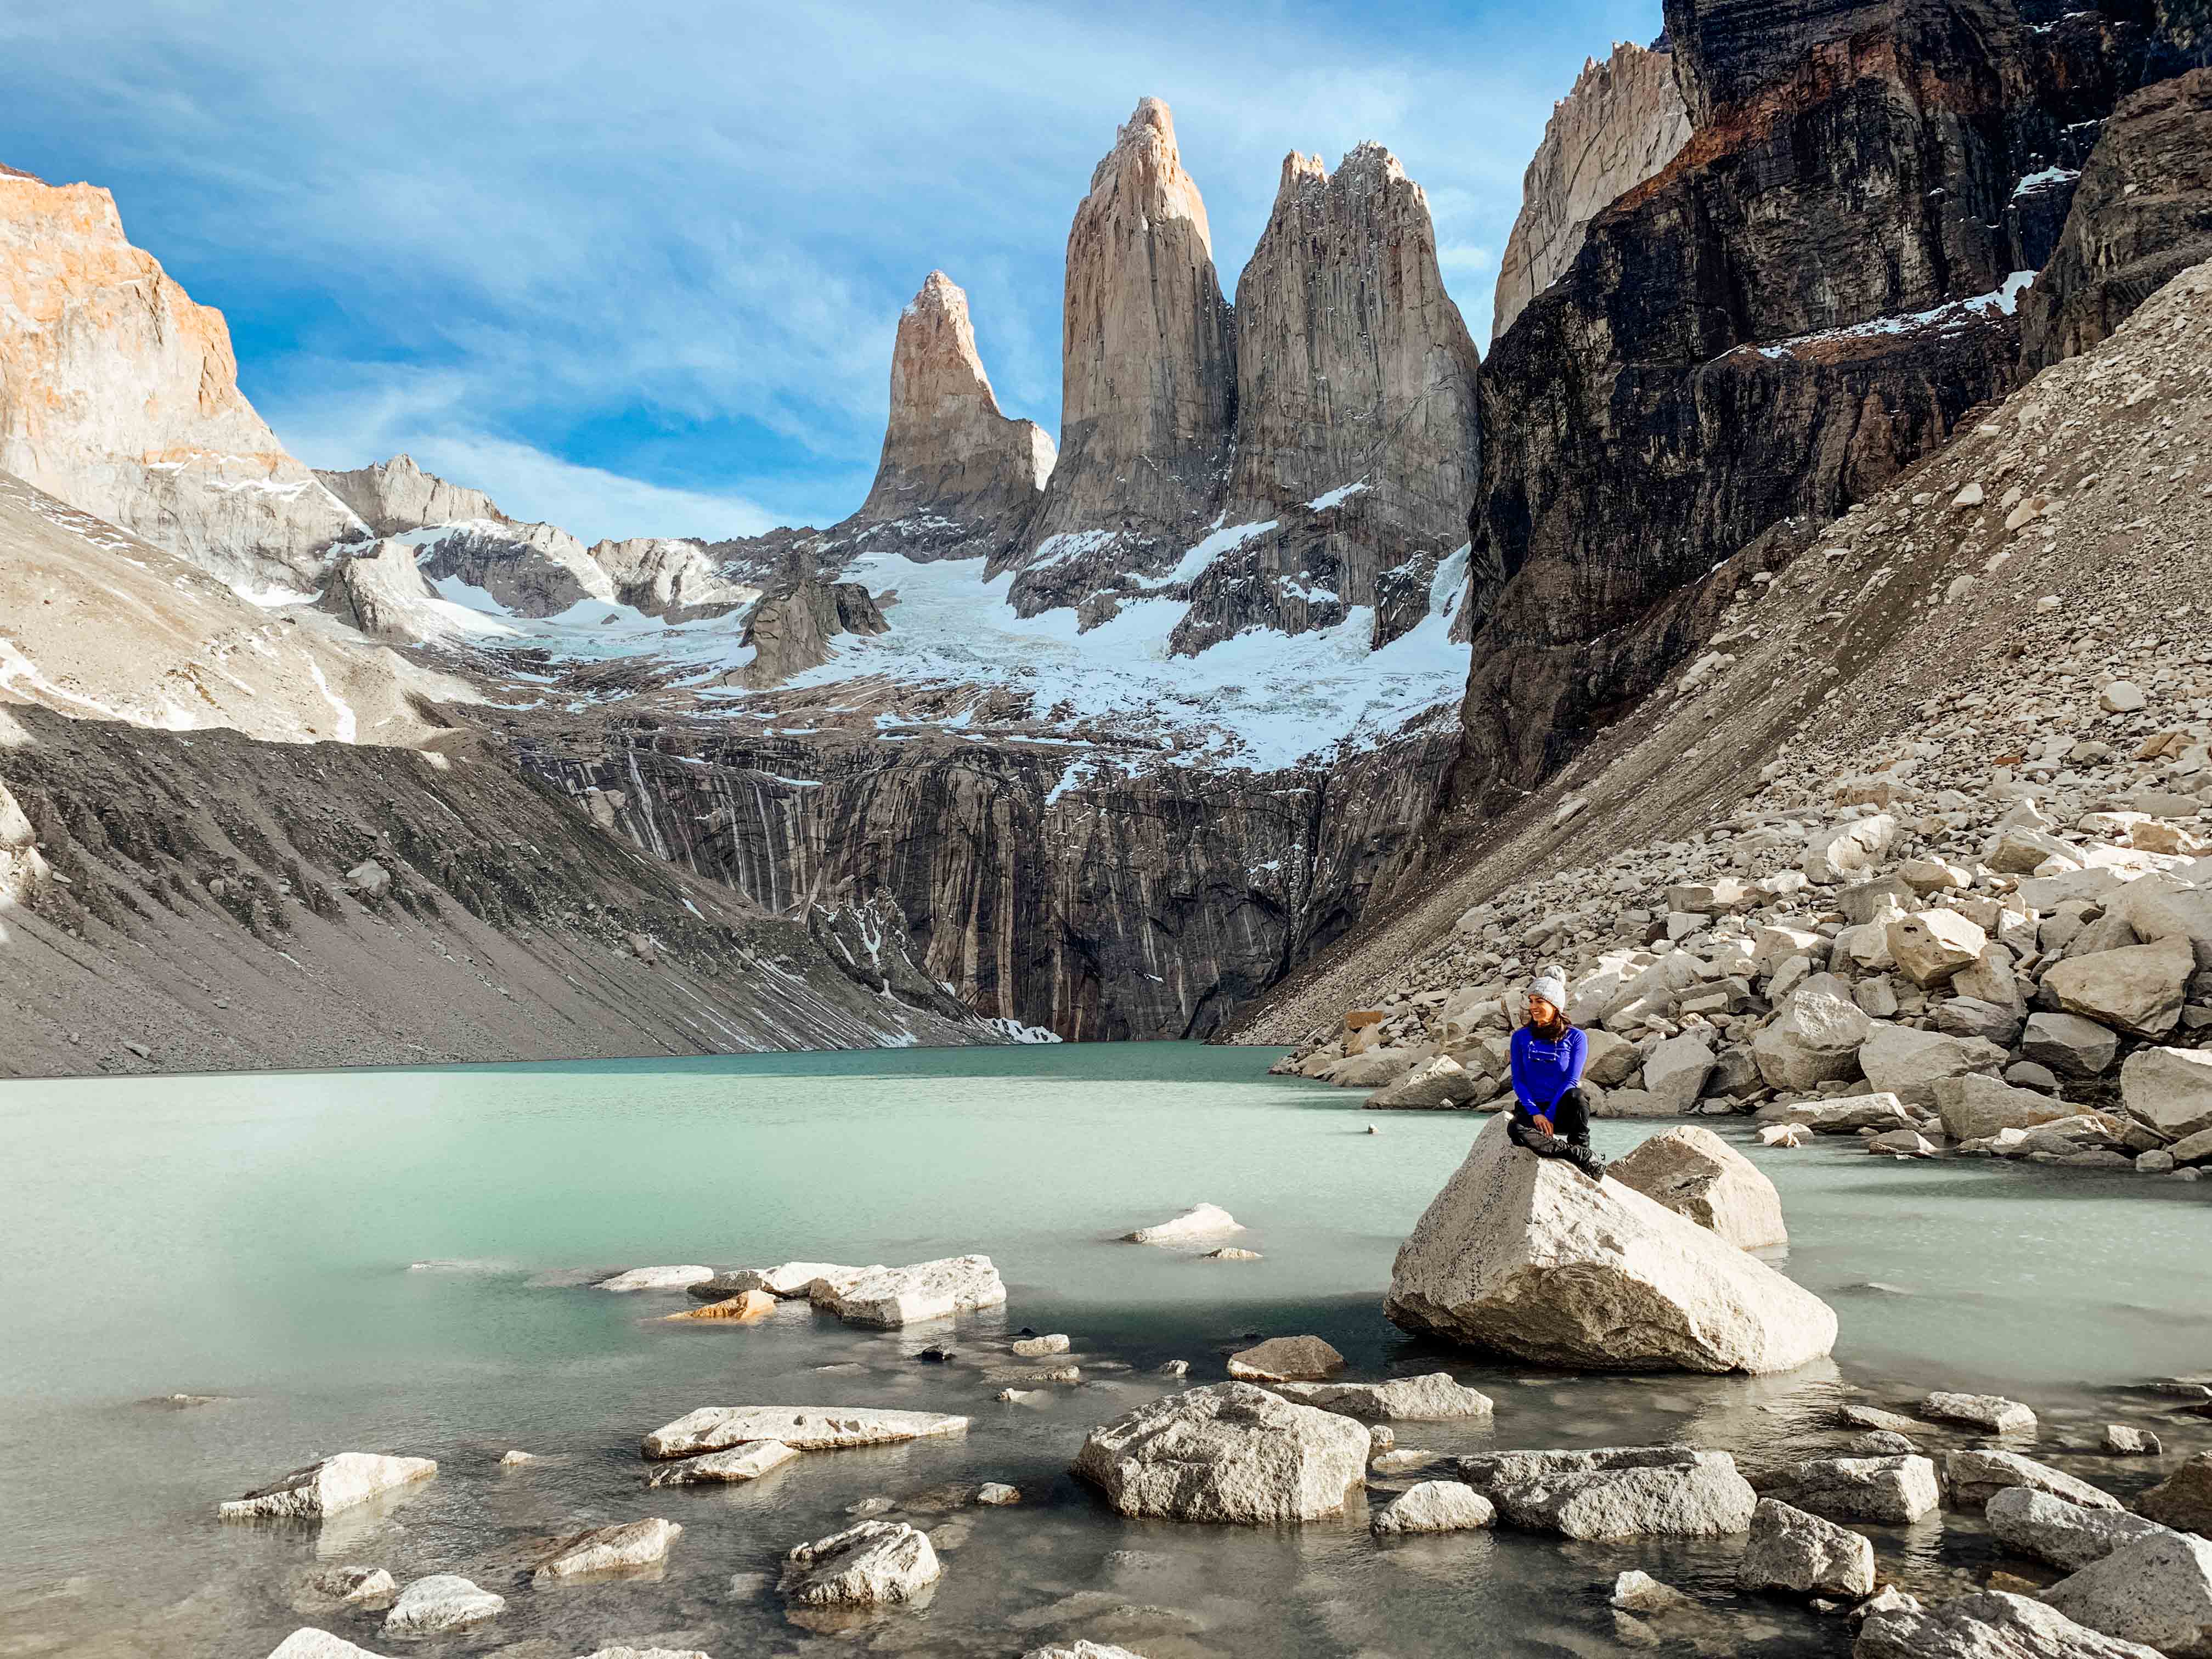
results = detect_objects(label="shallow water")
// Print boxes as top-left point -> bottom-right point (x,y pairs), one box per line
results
3,1042 -> 2208,1658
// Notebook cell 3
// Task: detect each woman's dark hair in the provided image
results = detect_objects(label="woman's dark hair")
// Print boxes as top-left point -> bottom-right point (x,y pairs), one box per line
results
1528,1003 -> 1570,1040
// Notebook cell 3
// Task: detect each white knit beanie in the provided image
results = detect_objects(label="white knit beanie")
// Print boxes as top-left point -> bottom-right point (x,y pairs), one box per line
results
1528,972 -> 1568,1010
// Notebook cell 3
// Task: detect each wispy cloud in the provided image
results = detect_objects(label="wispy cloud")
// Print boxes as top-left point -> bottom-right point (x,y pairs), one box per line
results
0,0 -> 1664,539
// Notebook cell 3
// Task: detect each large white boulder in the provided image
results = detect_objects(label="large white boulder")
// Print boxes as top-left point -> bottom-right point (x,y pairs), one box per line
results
1372,1480 -> 1495,1535
1368,1054 -> 1485,1109
2045,1531 -> 2212,1658
1386,1116 -> 1835,1374
1934,1075 -> 2077,1141
267,1634 -> 388,1659
1859,1024 -> 2007,1107
1070,1381 -> 1369,1523
1122,1204 -> 1241,1244
220,1453 -> 437,1520
1456,1445 -> 1757,1538
1738,1498 -> 1875,1598
2042,936 -> 2194,1039
1610,1125 -> 1788,1250
2121,1047 -> 2212,1140
1888,911 -> 1990,989
1753,976 -> 1871,1090
1857,1591 -> 2165,1659
1768,1455 -> 1940,1522
641,1406 -> 967,1459
1988,1488 -> 2175,1572
596,1266 -> 714,1292
1641,1033 -> 1717,1112
814,1255 -> 1006,1326
1803,814 -> 1898,882
779,1520 -> 940,1607
710,1261 -> 859,1298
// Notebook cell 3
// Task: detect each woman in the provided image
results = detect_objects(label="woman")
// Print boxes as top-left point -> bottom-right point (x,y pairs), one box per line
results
1507,973 -> 1606,1180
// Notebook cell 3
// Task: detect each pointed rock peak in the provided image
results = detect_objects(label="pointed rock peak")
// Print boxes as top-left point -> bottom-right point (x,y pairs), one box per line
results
891,270 -> 1002,414
1086,96 -> 1214,252
1334,140 -> 1407,188
1275,151 -> 1327,206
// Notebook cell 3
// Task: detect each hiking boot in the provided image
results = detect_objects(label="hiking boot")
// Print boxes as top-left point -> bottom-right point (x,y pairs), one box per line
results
1564,1141 -> 1607,1181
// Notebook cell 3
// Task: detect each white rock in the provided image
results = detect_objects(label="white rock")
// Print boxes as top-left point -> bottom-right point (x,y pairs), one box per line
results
779,1520 -> 941,1607
1988,1487 -> 2175,1571
597,1266 -> 714,1293
1611,1570 -> 1693,1612
2121,1047 -> 2212,1140
1012,1334 -> 1071,1357
1753,977 -> 1873,1090
1641,1033 -> 1717,1113
1934,1074 -> 2076,1141
1754,1092 -> 1914,1134
646,1441 -> 800,1487
1803,815 -> 1899,883
1610,1125 -> 1788,1249
1386,1115 -> 1836,1374
298,1566 -> 396,1605
532,1518 -> 682,1582
1122,1203 -> 1242,1244
220,1453 -> 437,1519
2043,935 -> 2194,1039
1457,1444 -> 1758,1538
817,1255 -> 1006,1326
266,1632 -> 389,1659
1943,1449 -> 2118,1510
1769,1455 -> 1940,1522
1266,1373 -> 1494,1421
2097,681 -> 2147,714
1859,1025 -> 2007,1107
1857,1591 -> 2164,1659
1019,1645 -> 1149,1659
1738,1498 -> 1875,1598
723,1261 -> 860,1297
1371,1480 -> 1495,1534
1923,1392 -> 2038,1434
382,1575 -> 504,1635
2045,1531 -> 2212,1658
1888,911 -> 1989,988
642,1406 -> 968,1459
1070,1381 -> 1370,1523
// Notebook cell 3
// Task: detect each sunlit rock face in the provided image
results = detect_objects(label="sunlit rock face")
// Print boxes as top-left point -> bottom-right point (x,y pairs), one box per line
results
0,164 -> 363,596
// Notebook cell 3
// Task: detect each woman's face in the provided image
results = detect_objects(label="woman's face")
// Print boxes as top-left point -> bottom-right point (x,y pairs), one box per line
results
1527,995 -> 1556,1027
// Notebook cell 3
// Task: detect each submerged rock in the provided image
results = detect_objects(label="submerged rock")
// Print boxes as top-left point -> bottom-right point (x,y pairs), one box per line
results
662,1289 -> 776,1322
296,1566 -> 395,1606
1457,1445 -> 1758,1539
1372,1480 -> 1496,1536
596,1266 -> 714,1293
642,1406 -> 969,1459
1070,1381 -> 1369,1523
1385,1114 -> 1836,1373
530,1518 -> 682,1582
220,1453 -> 437,1520
382,1575 -> 504,1634
1610,1125 -> 1789,1249
779,1520 -> 941,1607
1922,1392 -> 2036,1434
1225,1335 -> 1344,1382
1122,1204 -> 1242,1244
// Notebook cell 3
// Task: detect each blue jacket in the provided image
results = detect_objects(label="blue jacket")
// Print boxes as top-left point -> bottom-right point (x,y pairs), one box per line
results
1510,1024 -> 1586,1119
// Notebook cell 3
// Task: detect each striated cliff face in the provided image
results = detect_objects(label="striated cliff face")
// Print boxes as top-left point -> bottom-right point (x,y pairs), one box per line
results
1451,0 -> 2165,814
317,453 -> 503,537
0,167 -> 363,596
1492,44 -> 1692,340
2019,67 -> 2212,373
850,270 -> 1053,558
1169,144 -> 1483,655
1010,98 -> 1237,615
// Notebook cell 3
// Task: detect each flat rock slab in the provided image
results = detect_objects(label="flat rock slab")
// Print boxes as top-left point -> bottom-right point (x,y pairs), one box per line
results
1071,1381 -> 1369,1523
780,1520 -> 941,1606
1371,1481 -> 1495,1535
597,1266 -> 714,1293
382,1575 -> 504,1634
1226,1335 -> 1344,1382
816,1255 -> 1007,1327
1123,1203 -> 1242,1244
1856,1590 -> 2164,1659
1922,1391 -> 2037,1434
1738,1498 -> 1875,1598
1754,1092 -> 1913,1133
221,1453 -> 437,1520
1268,1373 -> 1494,1421
2045,1531 -> 2212,1658
1945,1450 -> 2119,1511
642,1406 -> 969,1459
646,1441 -> 800,1487
1385,1114 -> 1836,1374
530,1518 -> 682,1582
1610,1125 -> 1788,1249
1768,1455 -> 1940,1523
1457,1445 -> 1758,1539
1989,1488 -> 2175,1572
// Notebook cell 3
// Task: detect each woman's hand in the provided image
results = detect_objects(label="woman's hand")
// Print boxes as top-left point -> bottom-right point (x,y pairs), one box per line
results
1531,1115 -> 1553,1136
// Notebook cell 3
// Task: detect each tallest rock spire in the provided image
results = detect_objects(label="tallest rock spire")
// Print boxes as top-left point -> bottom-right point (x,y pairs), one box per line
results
1008,98 -> 1236,612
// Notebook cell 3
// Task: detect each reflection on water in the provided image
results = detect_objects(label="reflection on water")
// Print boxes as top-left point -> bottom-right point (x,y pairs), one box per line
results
1,1043 -> 2206,1657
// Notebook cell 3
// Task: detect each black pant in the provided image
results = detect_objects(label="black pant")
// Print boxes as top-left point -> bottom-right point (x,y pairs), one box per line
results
1510,1085 -> 1592,1149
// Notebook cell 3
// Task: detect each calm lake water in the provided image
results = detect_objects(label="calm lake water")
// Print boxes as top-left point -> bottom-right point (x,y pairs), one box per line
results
3,1042 -> 2208,1658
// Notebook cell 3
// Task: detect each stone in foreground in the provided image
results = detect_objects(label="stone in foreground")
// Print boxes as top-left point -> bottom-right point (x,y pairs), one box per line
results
1609,1125 -> 1789,1249
531,1518 -> 682,1582
1988,1488 -> 2175,1572
642,1406 -> 968,1459
1123,1204 -> 1242,1244
1372,1480 -> 1495,1535
1385,1114 -> 1836,1373
780,1520 -> 940,1607
267,1632 -> 387,1659
1456,1444 -> 1758,1539
1739,1498 -> 1875,1598
1267,1373 -> 1494,1421
816,1255 -> 1006,1326
1944,1451 -> 2119,1511
1226,1335 -> 1344,1382
646,1441 -> 800,1487
1070,1381 -> 1369,1523
382,1575 -> 504,1634
2044,1532 -> 2212,1658
1922,1391 -> 2036,1434
220,1453 -> 437,1520
1769,1455 -> 1940,1523
1855,1590 -> 2164,1659
2137,1452 -> 2212,1533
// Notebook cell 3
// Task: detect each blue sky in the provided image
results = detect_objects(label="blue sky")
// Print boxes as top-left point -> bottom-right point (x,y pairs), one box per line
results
2,0 -> 1663,542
